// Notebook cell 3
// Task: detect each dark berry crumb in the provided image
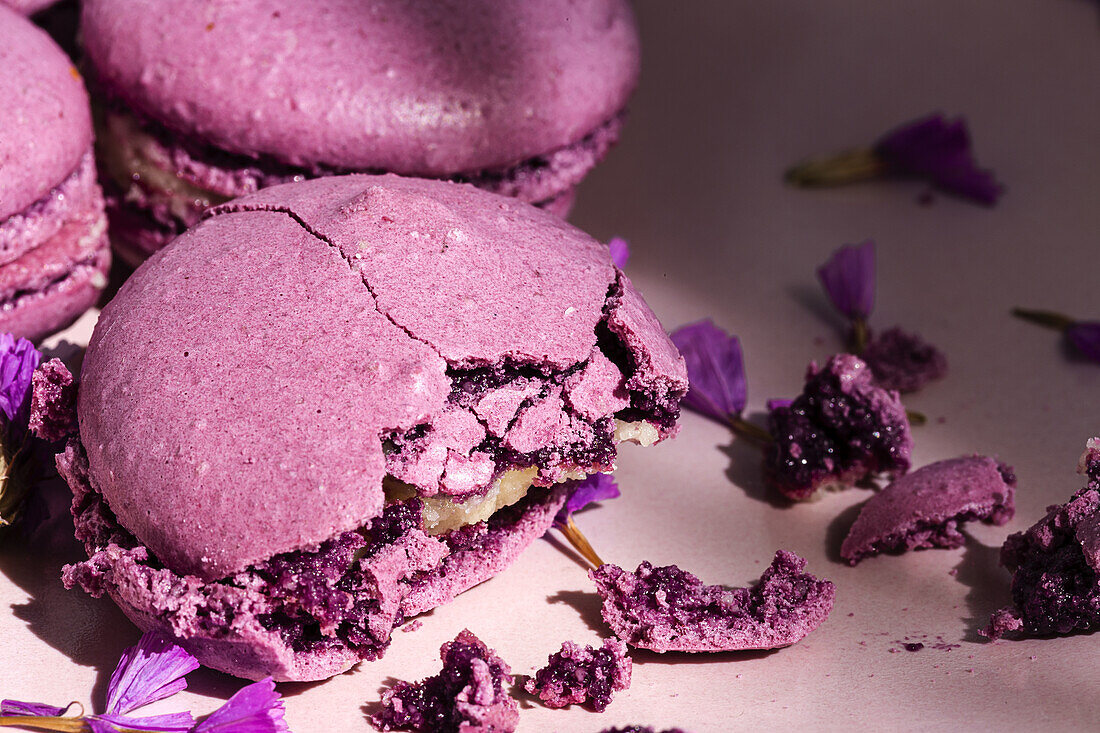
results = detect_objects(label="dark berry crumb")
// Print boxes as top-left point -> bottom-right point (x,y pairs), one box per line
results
524,638 -> 631,712
765,354 -> 912,501
370,629 -> 518,732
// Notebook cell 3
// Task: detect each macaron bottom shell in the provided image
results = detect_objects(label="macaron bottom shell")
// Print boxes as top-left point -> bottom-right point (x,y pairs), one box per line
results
62,437 -> 570,682
0,151 -> 109,341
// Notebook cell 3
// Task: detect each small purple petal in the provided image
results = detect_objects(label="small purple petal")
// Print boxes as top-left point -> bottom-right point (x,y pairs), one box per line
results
0,334 -> 41,425
765,398 -> 793,412
105,631 -> 200,716
192,677 -> 288,733
1067,322 -> 1100,363
669,319 -> 747,424
875,113 -> 1003,205
817,241 -> 875,322
90,712 -> 196,732
566,474 -> 620,515
1,699 -> 69,717
608,237 -> 630,269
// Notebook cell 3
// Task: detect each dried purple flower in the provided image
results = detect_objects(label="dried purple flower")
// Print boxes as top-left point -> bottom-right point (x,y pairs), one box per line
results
193,678 -> 288,733
550,474 -> 618,569
106,632 -> 200,717
874,113 -> 1003,205
608,237 -> 630,269
817,241 -> 875,326
1012,308 -> 1100,364
861,327 -> 948,393
1067,322 -> 1100,363
786,113 -> 1002,206
0,334 -> 40,426
0,701 -> 70,717
563,473 -> 620,517
669,319 -> 747,424
0,631 -> 288,733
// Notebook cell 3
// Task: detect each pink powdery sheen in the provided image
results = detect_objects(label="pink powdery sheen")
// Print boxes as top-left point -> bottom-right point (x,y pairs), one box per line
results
590,551 -> 835,652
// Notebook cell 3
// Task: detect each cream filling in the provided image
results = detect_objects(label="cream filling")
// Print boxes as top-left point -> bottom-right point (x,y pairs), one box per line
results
385,419 -> 659,535
96,109 -> 229,220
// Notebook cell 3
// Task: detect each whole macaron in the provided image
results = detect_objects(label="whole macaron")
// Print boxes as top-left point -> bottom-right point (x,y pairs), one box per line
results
82,0 -> 641,265
56,174 -> 687,681
0,5 -> 109,341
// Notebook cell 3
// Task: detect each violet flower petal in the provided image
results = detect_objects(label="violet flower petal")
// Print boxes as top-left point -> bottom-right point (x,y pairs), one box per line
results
765,398 -> 792,412
565,474 -> 620,515
0,334 -> 41,425
816,241 -> 875,322
1067,322 -> 1100,363
875,113 -> 1003,205
608,237 -> 630,269
1,699 -> 69,717
90,712 -> 196,732
669,320 -> 747,424
192,678 -> 288,733
105,631 -> 200,716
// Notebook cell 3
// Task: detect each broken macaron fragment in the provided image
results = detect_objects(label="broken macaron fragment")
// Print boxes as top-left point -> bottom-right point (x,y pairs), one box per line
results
590,551 -> 835,653
524,638 -> 631,712
984,439 -> 1100,640
765,354 -> 913,501
370,629 -> 517,733
841,456 -> 1016,565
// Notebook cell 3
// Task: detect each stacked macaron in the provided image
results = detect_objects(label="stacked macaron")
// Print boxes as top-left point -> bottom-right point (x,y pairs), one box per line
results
56,175 -> 687,681
0,6 -> 109,341
81,0 -> 641,264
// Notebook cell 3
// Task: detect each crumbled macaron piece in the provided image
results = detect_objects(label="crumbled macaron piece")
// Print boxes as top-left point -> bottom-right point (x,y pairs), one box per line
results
28,358 -> 77,442
841,456 -> 1016,565
590,551 -> 835,652
861,327 -> 947,393
765,354 -> 912,500
984,439 -> 1100,639
371,629 -> 517,732
524,638 -> 631,712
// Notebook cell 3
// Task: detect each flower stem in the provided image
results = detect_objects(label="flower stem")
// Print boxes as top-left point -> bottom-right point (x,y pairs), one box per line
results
851,318 -> 869,355
557,516 -> 605,568
906,409 -> 927,426
1011,307 -> 1075,332
0,716 -> 88,732
727,416 -> 773,447
785,148 -> 886,187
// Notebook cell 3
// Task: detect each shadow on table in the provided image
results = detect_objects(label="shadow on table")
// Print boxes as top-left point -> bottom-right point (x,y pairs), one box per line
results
953,539 -> 1011,642
0,531 -> 131,707
720,418 -> 790,509
824,500 -> 865,564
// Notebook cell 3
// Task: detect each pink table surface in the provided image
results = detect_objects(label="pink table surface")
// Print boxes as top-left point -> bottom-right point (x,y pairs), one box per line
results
3,1 -> 1100,730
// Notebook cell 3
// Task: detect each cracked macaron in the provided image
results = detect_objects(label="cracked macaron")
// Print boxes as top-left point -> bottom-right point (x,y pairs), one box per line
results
0,6 -> 109,341
56,174 -> 687,682
82,0 -> 641,265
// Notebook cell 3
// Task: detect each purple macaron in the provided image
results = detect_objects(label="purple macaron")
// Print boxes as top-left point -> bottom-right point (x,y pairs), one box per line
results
56,174 -> 687,681
0,6 -> 109,341
81,0 -> 641,264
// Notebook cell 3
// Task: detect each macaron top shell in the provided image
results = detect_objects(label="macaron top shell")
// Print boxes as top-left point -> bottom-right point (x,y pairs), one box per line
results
82,0 -> 640,174
79,175 -> 679,582
0,6 -> 92,220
